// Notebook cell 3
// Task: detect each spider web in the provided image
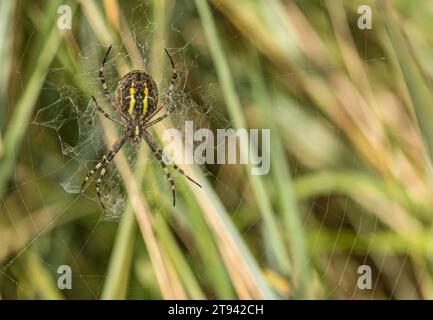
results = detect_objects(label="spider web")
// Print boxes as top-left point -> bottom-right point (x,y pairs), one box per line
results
31,41 -> 228,217
0,1 -> 234,299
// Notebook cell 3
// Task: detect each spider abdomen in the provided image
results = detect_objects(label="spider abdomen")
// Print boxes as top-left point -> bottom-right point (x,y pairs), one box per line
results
115,70 -> 158,120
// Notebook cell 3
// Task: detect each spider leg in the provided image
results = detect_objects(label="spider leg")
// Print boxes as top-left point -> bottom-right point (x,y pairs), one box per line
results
99,45 -> 113,102
92,96 -> 125,126
145,48 -> 178,122
99,45 -> 127,118
143,132 -> 176,206
143,131 -> 201,206
81,160 -> 104,192
81,133 -> 128,209
143,113 -> 169,129
164,48 -> 178,100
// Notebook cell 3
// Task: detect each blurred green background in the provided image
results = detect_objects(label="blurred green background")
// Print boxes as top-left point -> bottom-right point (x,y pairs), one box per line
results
1,0 -> 433,299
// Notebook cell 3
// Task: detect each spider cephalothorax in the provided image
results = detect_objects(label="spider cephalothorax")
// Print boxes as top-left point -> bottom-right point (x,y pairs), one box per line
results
81,46 -> 201,209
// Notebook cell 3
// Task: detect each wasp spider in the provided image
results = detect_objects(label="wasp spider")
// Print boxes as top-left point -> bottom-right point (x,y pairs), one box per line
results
81,46 -> 201,209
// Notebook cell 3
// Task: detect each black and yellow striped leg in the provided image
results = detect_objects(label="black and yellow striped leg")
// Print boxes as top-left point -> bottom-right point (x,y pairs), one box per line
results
81,133 -> 128,209
92,96 -> 125,126
164,48 -> 178,102
99,45 -> 126,117
81,160 -> 104,192
143,132 -> 176,206
143,113 -> 169,129
99,45 -> 113,102
170,163 -> 202,188
145,49 -> 178,122
143,131 -> 201,206
95,161 -> 109,209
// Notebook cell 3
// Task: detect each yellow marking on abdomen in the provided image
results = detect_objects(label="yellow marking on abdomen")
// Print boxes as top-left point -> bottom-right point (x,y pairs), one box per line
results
142,83 -> 149,117
128,82 -> 136,115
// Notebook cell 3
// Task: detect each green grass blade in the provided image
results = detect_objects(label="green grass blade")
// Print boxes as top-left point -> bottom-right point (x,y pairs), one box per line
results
0,0 -> 65,200
100,205 -> 137,299
194,0 -> 291,279
0,0 -> 15,129
378,0 -> 433,164
249,55 -> 311,298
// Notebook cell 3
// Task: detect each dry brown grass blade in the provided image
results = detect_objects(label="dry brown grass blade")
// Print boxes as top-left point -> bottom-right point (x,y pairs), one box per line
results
99,120 -> 180,299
